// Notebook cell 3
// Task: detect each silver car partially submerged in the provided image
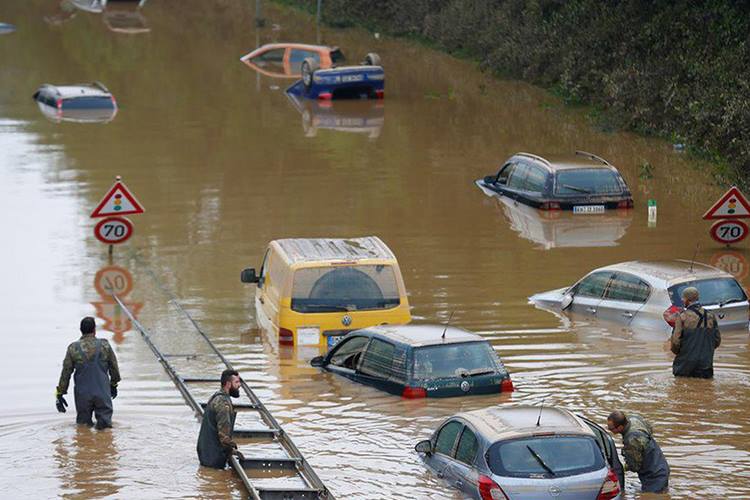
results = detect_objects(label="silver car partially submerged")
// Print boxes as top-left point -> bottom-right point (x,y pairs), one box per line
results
416,405 -> 623,500
530,260 -> 749,333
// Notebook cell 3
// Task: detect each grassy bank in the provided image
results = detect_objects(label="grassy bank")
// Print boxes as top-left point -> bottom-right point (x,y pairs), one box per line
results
280,0 -> 750,186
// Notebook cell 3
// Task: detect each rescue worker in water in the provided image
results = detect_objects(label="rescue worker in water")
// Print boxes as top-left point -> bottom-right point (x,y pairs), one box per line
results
670,286 -> 721,378
197,369 -> 245,468
607,411 -> 670,493
56,317 -> 120,429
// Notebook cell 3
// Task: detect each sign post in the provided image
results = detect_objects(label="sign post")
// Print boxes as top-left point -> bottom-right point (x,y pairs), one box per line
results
703,186 -> 750,246
90,176 -> 145,256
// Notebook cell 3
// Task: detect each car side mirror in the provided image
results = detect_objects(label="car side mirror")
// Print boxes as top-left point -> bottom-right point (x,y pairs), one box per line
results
483,175 -> 497,185
415,440 -> 433,455
240,268 -> 259,284
561,292 -> 574,311
310,356 -> 325,368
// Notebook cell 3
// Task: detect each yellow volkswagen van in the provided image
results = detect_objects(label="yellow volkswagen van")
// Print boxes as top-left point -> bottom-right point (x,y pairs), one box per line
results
241,237 -> 411,347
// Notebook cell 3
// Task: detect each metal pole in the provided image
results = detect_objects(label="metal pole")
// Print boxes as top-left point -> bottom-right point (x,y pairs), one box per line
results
255,0 -> 265,27
316,0 -> 322,25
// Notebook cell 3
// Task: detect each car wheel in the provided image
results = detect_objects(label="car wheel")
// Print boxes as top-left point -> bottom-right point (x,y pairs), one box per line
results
301,57 -> 319,90
364,52 -> 381,66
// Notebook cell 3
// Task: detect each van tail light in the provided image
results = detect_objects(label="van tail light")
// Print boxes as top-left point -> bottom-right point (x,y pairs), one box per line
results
375,89 -> 384,99
500,378 -> 514,392
318,92 -> 333,101
402,386 -> 427,398
596,468 -> 621,500
279,327 -> 294,346
539,202 -> 561,211
56,98 -> 63,110
663,305 -> 682,328
478,474 -> 509,500
617,199 -> 634,209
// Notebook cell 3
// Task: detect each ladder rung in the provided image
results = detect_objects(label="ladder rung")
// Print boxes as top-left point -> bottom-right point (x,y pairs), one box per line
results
255,486 -> 323,500
200,402 -> 260,410
234,428 -> 280,438
182,377 -> 221,383
241,457 -> 300,470
162,353 -> 212,358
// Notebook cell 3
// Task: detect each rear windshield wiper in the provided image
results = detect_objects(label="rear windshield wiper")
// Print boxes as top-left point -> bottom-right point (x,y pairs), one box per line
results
526,445 -> 556,476
561,184 -> 592,194
719,298 -> 745,307
301,304 -> 351,312
463,368 -> 496,377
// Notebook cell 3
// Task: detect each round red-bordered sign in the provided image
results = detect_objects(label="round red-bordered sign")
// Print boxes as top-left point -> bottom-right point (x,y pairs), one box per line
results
94,265 -> 134,297
710,250 -> 749,281
710,219 -> 749,245
94,216 -> 133,245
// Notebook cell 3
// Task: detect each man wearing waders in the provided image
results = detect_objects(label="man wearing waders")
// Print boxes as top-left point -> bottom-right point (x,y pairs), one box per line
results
56,317 -> 120,429
197,369 -> 244,468
607,411 -> 670,493
670,286 -> 721,378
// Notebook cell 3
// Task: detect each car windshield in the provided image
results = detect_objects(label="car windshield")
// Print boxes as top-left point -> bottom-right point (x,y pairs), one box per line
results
669,278 -> 747,307
555,169 -> 623,195
488,436 -> 604,478
412,341 -> 502,380
291,265 -> 400,313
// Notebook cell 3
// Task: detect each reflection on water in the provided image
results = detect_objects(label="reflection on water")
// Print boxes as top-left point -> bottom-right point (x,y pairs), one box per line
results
66,0 -> 150,34
54,426 -> 119,498
2,0 -> 750,498
92,263 -> 142,344
287,94 -> 384,139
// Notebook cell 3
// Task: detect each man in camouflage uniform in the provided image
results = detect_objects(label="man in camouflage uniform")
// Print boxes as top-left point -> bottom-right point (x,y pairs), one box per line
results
670,286 -> 721,378
607,411 -> 669,493
56,316 -> 120,429
197,368 -> 244,468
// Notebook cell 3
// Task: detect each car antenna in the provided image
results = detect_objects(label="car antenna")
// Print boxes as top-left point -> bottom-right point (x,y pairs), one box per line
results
689,243 -> 700,273
441,311 -> 455,340
536,399 -> 546,427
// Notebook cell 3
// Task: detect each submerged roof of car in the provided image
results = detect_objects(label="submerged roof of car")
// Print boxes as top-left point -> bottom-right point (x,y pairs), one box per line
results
37,82 -> 112,99
512,151 -> 617,171
600,259 -> 730,285
360,324 -> 485,347
459,405 -> 594,442
272,236 -> 396,265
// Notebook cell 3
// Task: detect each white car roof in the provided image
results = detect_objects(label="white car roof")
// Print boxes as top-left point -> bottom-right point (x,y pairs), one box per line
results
595,260 -> 732,287
362,324 -> 484,347
273,236 -> 396,265
38,83 -> 112,99
458,405 -> 594,442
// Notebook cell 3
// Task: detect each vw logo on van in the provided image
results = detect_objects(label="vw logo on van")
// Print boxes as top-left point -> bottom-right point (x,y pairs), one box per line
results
341,314 -> 352,326
460,381 -> 470,392
548,485 -> 561,497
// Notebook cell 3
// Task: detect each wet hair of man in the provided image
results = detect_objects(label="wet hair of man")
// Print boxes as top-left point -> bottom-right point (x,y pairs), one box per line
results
608,410 -> 628,428
221,368 -> 239,387
80,316 -> 96,334
682,286 -> 700,303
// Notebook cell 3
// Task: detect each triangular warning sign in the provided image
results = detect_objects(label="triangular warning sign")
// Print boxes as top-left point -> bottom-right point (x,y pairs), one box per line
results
90,181 -> 145,218
703,186 -> 750,220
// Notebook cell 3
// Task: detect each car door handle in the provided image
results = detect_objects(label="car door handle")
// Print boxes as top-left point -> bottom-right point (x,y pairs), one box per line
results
621,311 -> 634,318
586,307 -> 597,314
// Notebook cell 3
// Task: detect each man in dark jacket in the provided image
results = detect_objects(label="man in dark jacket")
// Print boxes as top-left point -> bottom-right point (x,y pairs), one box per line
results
670,286 -> 721,378
56,317 -> 120,429
607,411 -> 669,493
197,369 -> 244,468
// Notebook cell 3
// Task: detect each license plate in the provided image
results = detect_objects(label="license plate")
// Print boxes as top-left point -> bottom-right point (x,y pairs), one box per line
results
573,205 -> 605,214
341,74 -> 364,83
327,335 -> 344,348
297,327 -> 320,346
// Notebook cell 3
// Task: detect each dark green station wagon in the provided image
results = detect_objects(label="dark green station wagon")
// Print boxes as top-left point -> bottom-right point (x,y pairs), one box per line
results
310,324 -> 514,398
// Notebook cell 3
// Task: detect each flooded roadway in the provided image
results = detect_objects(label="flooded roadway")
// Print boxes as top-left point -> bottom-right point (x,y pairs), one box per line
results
1,1 -> 749,498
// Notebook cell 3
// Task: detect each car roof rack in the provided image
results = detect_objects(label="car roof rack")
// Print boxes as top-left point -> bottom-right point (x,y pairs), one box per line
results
575,150 -> 611,166
516,152 -> 551,167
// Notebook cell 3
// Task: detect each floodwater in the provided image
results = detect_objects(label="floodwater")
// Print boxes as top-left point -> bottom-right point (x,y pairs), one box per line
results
1,1 -> 749,499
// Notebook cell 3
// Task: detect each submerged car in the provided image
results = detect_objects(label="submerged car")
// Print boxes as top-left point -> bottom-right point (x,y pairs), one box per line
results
287,53 -> 384,100
530,260 -> 749,333
476,151 -> 633,212
415,405 -> 623,500
0,23 -> 16,35
310,324 -> 513,398
240,43 -> 345,78
32,82 -> 117,123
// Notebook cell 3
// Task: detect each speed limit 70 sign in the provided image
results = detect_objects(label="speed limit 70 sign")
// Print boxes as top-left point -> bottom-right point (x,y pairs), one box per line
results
94,216 -> 133,244
710,219 -> 749,245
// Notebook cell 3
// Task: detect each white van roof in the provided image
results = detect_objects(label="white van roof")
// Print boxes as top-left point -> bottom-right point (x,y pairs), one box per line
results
274,236 -> 396,264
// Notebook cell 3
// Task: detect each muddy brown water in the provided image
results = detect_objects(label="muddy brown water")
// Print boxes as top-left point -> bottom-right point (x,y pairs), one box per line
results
1,1 -> 749,499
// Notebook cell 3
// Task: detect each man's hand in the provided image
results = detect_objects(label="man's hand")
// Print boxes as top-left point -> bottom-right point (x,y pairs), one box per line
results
56,392 -> 68,413
110,385 -> 118,399
232,449 -> 245,461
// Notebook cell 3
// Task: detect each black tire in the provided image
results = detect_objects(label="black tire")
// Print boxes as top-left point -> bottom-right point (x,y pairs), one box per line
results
364,52 -> 381,66
301,57 -> 319,90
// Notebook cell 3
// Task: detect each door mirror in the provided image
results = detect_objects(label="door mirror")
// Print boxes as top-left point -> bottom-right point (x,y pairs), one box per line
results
310,356 -> 325,368
415,439 -> 433,455
483,175 -> 497,185
561,292 -> 574,311
240,268 -> 259,284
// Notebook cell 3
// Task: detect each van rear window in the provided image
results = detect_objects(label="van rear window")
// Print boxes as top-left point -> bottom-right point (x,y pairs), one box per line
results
669,278 -> 747,307
555,169 -> 623,195
291,265 -> 400,313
